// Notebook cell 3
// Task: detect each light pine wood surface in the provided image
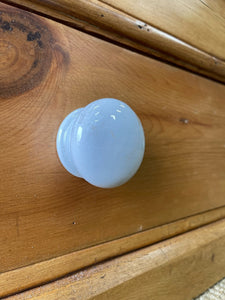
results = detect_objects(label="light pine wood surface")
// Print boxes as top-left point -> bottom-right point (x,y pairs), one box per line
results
1,2 -> 225,298
1,207 -> 225,298
1,1 -> 225,276
6,219 -> 225,300
101,0 -> 225,61
3,0 -> 225,83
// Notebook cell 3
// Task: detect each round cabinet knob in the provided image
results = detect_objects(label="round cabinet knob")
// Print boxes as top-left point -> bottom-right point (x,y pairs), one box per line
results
56,98 -> 145,188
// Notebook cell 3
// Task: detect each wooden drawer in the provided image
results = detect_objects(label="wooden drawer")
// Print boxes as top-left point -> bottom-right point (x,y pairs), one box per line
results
1,2 -> 225,297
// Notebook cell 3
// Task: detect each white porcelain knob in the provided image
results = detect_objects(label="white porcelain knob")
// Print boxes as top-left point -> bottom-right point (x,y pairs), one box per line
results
56,98 -> 145,188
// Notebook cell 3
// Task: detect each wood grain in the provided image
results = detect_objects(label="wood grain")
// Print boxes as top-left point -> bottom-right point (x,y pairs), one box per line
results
1,1 -> 225,289
101,0 -> 225,61
2,0 -> 225,84
6,219 -> 225,300
1,207 -> 225,298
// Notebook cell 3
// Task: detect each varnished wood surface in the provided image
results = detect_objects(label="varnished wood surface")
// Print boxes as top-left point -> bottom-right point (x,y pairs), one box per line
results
1,207 -> 225,298
3,0 -> 225,84
1,2 -> 225,278
101,0 -> 225,61
6,219 -> 225,300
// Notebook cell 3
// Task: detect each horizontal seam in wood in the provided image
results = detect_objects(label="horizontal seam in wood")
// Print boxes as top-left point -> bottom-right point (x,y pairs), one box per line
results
1,0 -> 225,85
4,218 -> 225,299
1,205 -> 225,274
99,0 -> 225,62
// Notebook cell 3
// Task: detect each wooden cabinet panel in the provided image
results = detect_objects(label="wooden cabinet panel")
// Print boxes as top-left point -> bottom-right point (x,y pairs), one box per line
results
101,0 -> 225,61
6,219 -> 225,300
1,2 -> 225,278
4,0 -> 225,84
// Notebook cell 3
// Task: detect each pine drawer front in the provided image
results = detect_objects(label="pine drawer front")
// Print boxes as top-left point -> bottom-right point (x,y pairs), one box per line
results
0,3 -> 225,293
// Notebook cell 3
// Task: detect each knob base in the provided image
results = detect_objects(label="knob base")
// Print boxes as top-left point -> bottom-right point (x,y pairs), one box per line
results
56,108 -> 83,177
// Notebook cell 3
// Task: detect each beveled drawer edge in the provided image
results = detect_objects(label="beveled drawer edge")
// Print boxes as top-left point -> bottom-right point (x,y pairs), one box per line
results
2,0 -> 225,84
1,205 -> 225,298
6,218 -> 225,300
